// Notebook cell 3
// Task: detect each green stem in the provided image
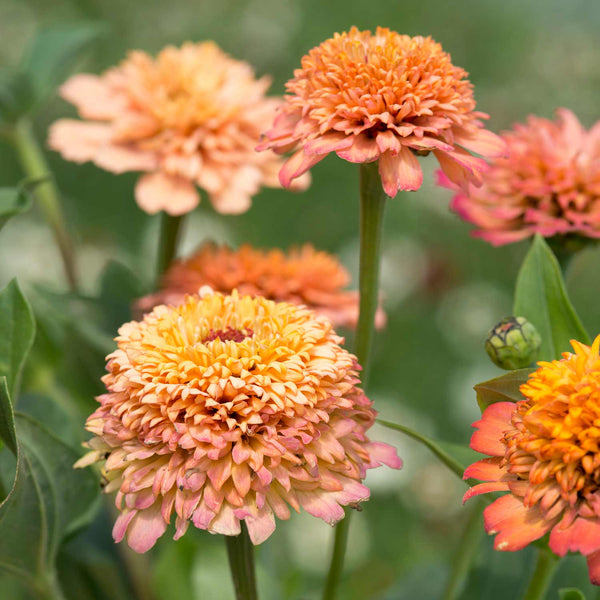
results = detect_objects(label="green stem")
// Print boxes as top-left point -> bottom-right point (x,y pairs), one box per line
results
322,161 -> 387,600
521,547 -> 559,600
10,119 -> 78,291
225,523 -> 258,600
156,213 -> 184,284
33,569 -> 67,600
443,503 -> 484,600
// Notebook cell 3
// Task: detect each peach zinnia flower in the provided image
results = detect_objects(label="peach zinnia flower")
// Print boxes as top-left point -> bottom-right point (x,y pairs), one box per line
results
76,290 -> 400,552
135,242 -> 385,329
443,109 -> 600,245
464,336 -> 600,585
49,42 -> 307,216
258,27 -> 506,198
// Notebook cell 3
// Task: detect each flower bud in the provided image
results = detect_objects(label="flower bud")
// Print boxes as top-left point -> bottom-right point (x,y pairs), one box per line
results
485,316 -> 541,370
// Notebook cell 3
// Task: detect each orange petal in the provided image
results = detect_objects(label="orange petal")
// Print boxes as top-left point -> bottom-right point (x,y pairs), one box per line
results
135,172 -> 199,216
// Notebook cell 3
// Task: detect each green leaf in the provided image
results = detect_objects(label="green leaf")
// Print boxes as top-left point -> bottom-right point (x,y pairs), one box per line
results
0,70 -> 34,125
0,186 -> 32,232
377,419 -> 473,481
559,589 -> 586,600
474,368 -> 532,413
0,280 -> 35,399
21,22 -> 107,107
0,380 -> 99,586
513,235 -> 589,361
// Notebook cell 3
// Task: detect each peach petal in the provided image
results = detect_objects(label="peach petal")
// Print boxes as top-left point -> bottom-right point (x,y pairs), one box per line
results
135,173 -> 200,216
303,132 -> 353,156
336,135 -> 381,163
48,120 -> 111,163
95,145 -> 158,174
463,481 -> 510,503
279,149 -> 326,188
60,74 -> 125,120
210,504 -> 241,536
378,148 -> 423,197
297,490 -> 345,525
453,127 -> 508,158
366,441 -> 402,469
112,509 -> 137,543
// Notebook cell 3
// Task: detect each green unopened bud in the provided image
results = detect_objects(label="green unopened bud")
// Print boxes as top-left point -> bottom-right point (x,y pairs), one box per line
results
485,316 -> 541,370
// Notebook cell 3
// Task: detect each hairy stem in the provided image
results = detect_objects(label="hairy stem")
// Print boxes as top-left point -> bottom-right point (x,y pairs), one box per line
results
225,523 -> 258,600
322,161 -> 387,600
10,119 -> 78,291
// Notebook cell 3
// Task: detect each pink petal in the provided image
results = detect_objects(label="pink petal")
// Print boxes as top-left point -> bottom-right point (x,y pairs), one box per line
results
244,508 -> 276,544
587,551 -> 600,585
210,504 -> 241,536
484,495 -> 551,551
135,173 -> 199,216
549,516 -> 600,557
367,441 -> 402,469
297,490 -> 345,525
336,135 -> 381,163
112,510 -> 136,543
556,108 -> 585,147
463,457 -> 506,481
434,148 -> 488,190
378,147 -> 423,197
453,127 -> 508,158
126,503 -> 168,553
279,149 -> 326,187
60,74 -> 125,120
470,402 -> 515,456
473,228 -> 533,247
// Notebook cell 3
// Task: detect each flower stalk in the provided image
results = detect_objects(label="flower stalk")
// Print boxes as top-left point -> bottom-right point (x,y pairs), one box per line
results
322,161 -> 387,600
225,523 -> 258,600
10,119 -> 78,291
156,213 -> 184,283
521,547 -> 558,600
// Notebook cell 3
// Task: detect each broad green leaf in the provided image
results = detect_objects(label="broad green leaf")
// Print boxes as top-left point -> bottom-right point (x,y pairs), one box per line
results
0,280 -> 35,399
0,186 -> 32,232
21,22 -> 107,107
559,589 -> 586,600
377,419 -> 473,481
513,235 -> 589,361
0,70 -> 34,125
0,380 -> 98,586
474,368 -> 532,413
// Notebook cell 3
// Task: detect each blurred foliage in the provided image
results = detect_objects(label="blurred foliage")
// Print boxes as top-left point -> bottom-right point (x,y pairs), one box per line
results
0,0 -> 600,598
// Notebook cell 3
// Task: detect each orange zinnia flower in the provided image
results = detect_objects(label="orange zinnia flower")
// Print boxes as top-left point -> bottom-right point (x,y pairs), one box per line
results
76,290 -> 400,552
49,42 -> 307,216
135,242 -> 386,329
442,109 -> 600,246
464,336 -> 600,585
258,27 -> 506,198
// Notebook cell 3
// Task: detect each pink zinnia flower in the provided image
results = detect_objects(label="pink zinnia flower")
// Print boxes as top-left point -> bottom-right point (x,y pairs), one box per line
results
135,242 -> 386,329
49,42 -> 308,216
442,109 -> 600,245
258,27 -> 506,198
76,291 -> 400,552
464,336 -> 600,585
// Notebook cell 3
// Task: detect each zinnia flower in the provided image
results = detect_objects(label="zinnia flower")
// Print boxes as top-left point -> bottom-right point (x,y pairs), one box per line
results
464,336 -> 600,584
49,42 -> 307,216
257,27 -> 506,198
76,290 -> 400,552
135,242 -> 385,329
443,108 -> 600,245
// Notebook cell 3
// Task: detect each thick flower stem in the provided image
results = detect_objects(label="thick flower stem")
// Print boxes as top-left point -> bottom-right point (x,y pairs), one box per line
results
225,523 -> 258,600
10,119 -> 78,291
156,213 -> 184,284
521,547 -> 559,600
322,161 -> 387,600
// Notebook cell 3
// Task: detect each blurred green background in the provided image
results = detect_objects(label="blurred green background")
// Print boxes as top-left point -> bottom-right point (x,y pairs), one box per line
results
1,0 -> 600,598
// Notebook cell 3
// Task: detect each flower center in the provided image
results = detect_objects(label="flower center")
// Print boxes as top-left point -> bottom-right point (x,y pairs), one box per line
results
202,327 -> 254,343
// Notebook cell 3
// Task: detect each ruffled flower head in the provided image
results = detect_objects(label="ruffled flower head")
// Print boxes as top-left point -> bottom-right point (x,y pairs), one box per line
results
76,290 -> 400,552
49,42 -> 308,216
135,242 -> 386,329
258,27 -> 506,198
443,109 -> 600,246
464,336 -> 600,585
